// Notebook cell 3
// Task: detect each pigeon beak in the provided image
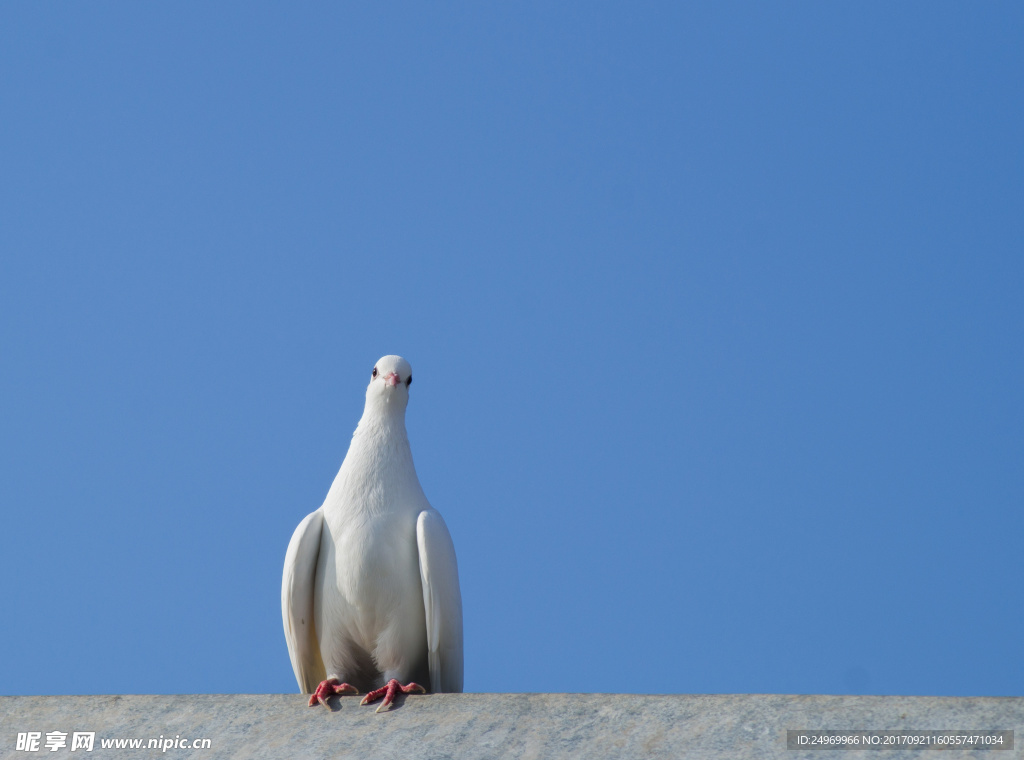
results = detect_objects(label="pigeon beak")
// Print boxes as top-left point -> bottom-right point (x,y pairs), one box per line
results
384,372 -> 401,387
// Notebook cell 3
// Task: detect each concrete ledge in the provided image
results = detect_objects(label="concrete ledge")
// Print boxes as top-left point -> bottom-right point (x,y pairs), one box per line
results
2,693 -> 1021,759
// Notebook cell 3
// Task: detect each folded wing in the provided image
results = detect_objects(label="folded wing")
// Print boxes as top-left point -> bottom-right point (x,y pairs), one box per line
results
416,509 -> 464,693
281,508 -> 327,693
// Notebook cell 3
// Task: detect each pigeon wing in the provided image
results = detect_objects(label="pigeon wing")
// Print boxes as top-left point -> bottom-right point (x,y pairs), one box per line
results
281,508 -> 327,693
416,508 -> 464,693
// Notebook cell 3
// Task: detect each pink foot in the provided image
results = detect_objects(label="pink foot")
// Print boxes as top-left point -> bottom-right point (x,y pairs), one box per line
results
308,677 -> 359,708
359,678 -> 425,712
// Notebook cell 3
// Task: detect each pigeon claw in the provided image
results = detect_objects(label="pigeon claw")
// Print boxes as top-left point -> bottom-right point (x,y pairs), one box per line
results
308,677 -> 359,708
360,678 -> 426,713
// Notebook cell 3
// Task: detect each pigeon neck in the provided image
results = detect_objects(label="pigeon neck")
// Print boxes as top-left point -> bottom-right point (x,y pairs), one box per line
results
354,402 -> 408,443
325,404 -> 420,512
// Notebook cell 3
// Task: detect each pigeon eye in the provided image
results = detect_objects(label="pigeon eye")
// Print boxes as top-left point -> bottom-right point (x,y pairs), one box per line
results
372,367 -> 378,378
406,375 -> 412,387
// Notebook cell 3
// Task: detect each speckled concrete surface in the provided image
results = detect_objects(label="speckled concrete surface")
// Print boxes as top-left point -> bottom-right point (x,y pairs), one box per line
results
1,693 -> 1020,759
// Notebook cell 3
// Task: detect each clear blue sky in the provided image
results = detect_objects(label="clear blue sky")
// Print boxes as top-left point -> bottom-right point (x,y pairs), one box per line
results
1,3 -> 1021,698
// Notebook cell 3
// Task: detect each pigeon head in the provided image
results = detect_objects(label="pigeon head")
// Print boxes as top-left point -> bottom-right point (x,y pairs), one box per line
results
364,355 -> 413,414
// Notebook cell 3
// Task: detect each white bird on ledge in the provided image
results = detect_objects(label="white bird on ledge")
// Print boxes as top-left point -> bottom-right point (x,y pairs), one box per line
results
282,355 -> 463,711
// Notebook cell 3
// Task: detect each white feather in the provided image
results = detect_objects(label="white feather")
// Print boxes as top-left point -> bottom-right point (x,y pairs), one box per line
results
417,509 -> 464,693
281,508 -> 326,693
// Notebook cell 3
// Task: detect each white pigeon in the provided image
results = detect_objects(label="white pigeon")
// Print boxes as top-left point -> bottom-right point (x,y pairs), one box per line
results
281,355 -> 463,711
